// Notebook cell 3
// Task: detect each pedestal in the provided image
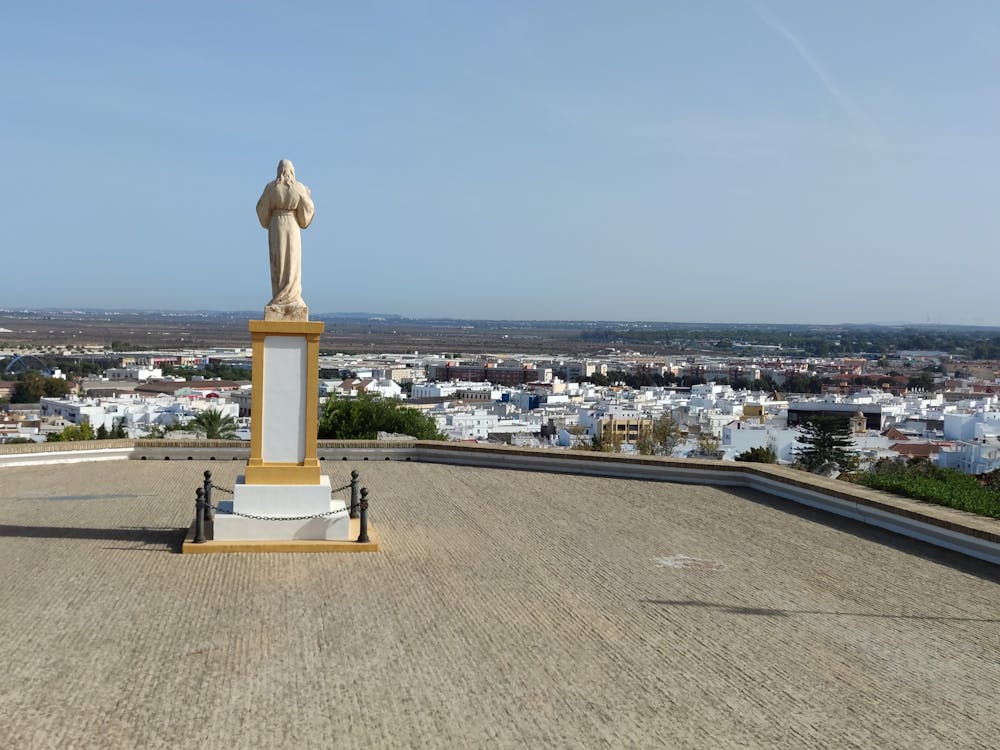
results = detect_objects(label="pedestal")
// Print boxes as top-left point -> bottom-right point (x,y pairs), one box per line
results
213,475 -> 350,541
216,319 -> 350,542
246,320 -> 323,485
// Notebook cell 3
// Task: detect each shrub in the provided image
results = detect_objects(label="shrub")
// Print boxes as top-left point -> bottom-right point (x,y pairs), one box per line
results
734,445 -> 777,463
318,394 -> 444,440
851,460 -> 1000,519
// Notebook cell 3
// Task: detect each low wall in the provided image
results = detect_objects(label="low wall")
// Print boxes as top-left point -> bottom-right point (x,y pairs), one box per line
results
130,440 -> 414,462
0,439 -> 134,468
1,439 -> 997,565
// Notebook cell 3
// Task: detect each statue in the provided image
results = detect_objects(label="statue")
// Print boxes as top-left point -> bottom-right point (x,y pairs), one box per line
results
256,159 -> 315,321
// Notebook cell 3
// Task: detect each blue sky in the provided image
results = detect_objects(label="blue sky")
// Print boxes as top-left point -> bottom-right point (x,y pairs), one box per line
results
2,1 -> 999,324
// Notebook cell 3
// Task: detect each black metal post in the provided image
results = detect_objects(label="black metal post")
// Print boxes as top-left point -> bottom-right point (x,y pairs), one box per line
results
194,487 -> 206,544
349,469 -> 360,519
203,470 -> 215,521
357,487 -> 370,543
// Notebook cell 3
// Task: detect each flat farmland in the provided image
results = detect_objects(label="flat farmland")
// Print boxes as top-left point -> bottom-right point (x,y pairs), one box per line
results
0,312 -> 616,356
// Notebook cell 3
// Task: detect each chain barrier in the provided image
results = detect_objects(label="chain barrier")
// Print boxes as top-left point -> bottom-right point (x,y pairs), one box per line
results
210,481 -> 352,497
204,500 -> 359,522
194,467 -> 371,543
200,474 -> 364,522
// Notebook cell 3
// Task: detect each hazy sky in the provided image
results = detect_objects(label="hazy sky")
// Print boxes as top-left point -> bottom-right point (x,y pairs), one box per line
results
2,1 -> 999,324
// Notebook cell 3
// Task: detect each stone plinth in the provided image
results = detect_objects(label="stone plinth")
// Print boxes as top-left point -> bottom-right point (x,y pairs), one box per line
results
245,320 -> 323,485
220,318 -> 350,542
213,475 -> 350,541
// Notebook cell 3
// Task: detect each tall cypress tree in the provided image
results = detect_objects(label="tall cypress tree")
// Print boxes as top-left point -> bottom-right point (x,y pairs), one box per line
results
794,416 -> 859,472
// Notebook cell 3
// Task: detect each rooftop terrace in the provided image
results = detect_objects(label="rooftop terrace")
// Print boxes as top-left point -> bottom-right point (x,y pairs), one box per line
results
1,458 -> 998,748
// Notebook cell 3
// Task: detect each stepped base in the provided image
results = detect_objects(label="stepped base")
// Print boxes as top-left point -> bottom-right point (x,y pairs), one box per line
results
212,499 -> 350,541
211,475 -> 350,541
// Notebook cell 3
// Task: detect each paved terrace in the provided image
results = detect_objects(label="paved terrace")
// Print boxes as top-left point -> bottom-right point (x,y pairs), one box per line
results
0,460 -> 997,749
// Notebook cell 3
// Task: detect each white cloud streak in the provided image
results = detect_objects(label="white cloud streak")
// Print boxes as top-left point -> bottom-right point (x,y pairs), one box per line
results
748,1 -> 869,130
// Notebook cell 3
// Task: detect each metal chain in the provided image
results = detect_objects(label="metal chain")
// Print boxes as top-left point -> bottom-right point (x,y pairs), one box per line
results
210,481 -> 352,496
205,502 -> 358,522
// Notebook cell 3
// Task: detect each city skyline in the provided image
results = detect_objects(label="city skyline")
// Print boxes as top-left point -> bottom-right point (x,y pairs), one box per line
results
3,2 -> 999,324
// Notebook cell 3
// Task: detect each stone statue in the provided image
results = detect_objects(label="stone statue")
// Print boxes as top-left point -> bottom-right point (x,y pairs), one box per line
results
256,159 -> 315,321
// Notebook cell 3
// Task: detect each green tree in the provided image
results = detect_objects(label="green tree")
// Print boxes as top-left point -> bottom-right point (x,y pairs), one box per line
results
694,431 -> 721,457
96,424 -> 109,440
637,413 -> 681,456
678,374 -> 707,387
906,370 -> 935,391
189,409 -> 239,439
735,445 -> 778,463
981,469 -> 1000,493
635,433 -> 656,455
592,427 -> 623,453
13,372 -> 46,403
793,416 -> 858,473
12,373 -> 71,402
318,394 -> 444,440
43,378 -> 71,397
585,373 -> 611,386
750,374 -> 779,392
163,362 -> 252,381
47,424 -> 95,442
784,372 -> 823,394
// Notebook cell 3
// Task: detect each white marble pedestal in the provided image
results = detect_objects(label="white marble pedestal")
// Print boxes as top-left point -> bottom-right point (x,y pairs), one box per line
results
213,474 -> 351,541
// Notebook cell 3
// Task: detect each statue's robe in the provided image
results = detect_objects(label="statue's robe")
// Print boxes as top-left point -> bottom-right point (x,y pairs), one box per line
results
256,180 -> 315,309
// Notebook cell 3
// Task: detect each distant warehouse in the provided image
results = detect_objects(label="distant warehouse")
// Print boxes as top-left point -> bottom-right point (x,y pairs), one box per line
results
787,402 -> 885,431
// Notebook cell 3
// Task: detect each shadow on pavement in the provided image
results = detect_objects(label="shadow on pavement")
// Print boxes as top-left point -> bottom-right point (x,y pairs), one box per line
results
0,524 -> 185,551
641,598 -> 1000,623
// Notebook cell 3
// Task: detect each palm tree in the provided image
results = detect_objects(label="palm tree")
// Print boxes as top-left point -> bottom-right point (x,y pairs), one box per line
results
190,408 -> 239,439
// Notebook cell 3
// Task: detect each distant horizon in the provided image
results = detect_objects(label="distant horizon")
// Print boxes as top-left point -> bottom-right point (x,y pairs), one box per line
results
2,306 -> 999,331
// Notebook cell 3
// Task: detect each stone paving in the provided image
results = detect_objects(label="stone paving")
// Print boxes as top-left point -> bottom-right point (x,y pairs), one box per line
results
0,459 -> 997,749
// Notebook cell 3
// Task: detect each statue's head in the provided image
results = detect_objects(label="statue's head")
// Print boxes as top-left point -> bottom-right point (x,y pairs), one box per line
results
276,159 -> 296,185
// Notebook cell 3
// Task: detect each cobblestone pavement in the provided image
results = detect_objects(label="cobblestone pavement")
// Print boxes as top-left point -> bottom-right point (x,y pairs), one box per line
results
0,460 -> 997,749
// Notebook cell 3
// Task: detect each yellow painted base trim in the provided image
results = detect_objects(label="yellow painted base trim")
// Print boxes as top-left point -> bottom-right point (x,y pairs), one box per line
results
182,518 -> 380,554
244,460 -> 321,485
249,320 -> 325,335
